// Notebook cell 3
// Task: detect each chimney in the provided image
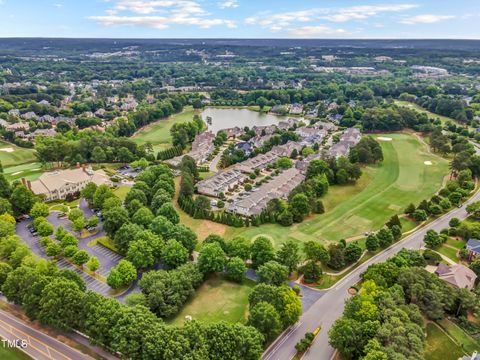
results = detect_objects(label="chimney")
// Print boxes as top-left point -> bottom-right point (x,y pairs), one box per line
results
76,162 -> 80,168
27,180 -> 31,190
21,178 -> 26,186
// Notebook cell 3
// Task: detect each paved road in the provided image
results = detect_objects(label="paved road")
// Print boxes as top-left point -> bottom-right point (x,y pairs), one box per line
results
245,269 -> 326,312
264,189 -> 480,360
0,310 -> 93,360
469,140 -> 480,155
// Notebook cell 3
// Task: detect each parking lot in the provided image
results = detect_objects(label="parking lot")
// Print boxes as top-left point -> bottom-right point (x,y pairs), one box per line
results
16,219 -> 112,296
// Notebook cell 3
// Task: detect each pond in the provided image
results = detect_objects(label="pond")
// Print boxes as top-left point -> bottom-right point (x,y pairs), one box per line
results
201,108 -> 286,133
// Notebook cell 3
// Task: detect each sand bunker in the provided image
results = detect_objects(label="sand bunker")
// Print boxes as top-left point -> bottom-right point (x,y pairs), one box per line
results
424,161 -> 432,166
377,137 -> 392,141
0,147 -> 14,153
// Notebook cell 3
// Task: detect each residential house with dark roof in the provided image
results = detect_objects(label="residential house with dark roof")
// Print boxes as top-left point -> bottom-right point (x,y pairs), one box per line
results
466,239 -> 480,260
235,141 -> 252,156
271,141 -> 303,157
235,152 -> 278,173
435,263 -> 477,290
197,169 -> 247,197
249,134 -> 273,149
289,103 -> 304,115
226,167 -> 305,216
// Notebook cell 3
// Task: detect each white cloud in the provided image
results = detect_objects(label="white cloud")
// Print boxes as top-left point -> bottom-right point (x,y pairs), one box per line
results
90,0 -> 236,29
324,4 -> 418,22
54,3 -> 63,8
91,14 -> 236,29
245,3 -> 419,32
400,14 -> 455,25
288,25 -> 347,37
218,0 -> 238,9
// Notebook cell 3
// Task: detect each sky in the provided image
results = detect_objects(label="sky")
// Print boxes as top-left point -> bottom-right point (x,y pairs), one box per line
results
0,0 -> 479,39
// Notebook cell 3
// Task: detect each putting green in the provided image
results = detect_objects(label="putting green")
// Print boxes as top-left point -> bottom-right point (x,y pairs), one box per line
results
0,141 -> 37,168
226,132 -> 449,247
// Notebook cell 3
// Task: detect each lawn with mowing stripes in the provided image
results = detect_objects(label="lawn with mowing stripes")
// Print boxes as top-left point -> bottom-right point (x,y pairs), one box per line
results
0,141 -> 37,168
226,132 -> 449,248
437,318 -> 480,354
425,322 -> 465,360
132,106 -> 198,152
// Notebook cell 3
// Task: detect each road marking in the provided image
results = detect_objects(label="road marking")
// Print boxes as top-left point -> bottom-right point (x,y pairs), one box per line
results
263,322 -> 302,360
0,318 -> 71,360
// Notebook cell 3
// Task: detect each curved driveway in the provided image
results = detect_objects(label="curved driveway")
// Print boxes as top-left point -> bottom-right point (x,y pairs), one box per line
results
263,188 -> 480,360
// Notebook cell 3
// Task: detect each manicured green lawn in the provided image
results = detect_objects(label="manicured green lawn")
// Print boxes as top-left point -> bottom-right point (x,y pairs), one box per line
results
4,162 -> 44,182
113,186 -> 130,202
425,322 -> 465,360
400,217 -> 419,233
0,343 -> 32,360
168,275 -> 255,326
226,133 -> 449,248
395,100 -> 473,130
0,141 -> 37,168
132,106 -> 198,152
437,245 -> 459,263
437,318 -> 480,354
446,238 -> 466,250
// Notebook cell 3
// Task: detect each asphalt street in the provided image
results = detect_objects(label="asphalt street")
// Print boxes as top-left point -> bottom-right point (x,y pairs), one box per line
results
263,188 -> 480,360
0,310 -> 93,360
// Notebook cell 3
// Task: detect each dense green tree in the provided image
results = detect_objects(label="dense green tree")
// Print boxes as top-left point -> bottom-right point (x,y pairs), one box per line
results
107,260 -> 136,289
203,322 -> 264,360
248,301 -> 281,342
39,278 -> 84,330
377,228 -> 394,248
10,185 -> 36,215
103,207 -> 130,237
365,234 -> 379,252
225,257 -> 247,282
257,261 -> 289,286
161,239 -> 189,269
251,236 -> 275,269
157,203 -> 180,224
171,224 -> 197,253
344,242 -> 362,264
204,234 -> 227,252
300,260 -> 322,283
73,250 -> 89,267
304,240 -> 330,264
127,239 -> 155,269
198,243 -> 226,274
131,207 -> 154,228
277,239 -> 301,274
30,202 -> 49,218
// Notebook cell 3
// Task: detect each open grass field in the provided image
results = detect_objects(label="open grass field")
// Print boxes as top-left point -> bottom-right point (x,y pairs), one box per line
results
168,275 -> 255,326
113,186 -> 130,202
132,106 -> 198,152
4,162 -> 44,182
224,132 -> 449,248
425,322 -> 465,360
438,245 -> 459,263
0,141 -> 37,168
437,318 -> 480,354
